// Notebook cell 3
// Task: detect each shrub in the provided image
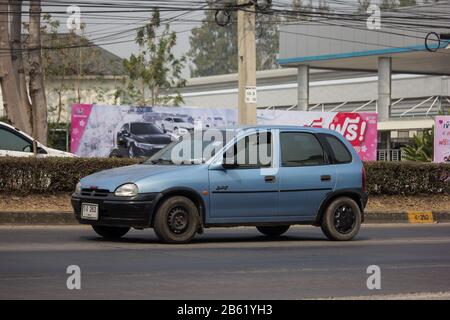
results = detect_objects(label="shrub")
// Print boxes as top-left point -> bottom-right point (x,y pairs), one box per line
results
0,157 -> 140,194
364,161 -> 449,195
0,158 -> 448,195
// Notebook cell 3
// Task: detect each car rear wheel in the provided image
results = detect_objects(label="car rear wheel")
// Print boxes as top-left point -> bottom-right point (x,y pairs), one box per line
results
153,196 -> 200,244
321,197 -> 361,241
92,225 -> 130,240
256,225 -> 290,237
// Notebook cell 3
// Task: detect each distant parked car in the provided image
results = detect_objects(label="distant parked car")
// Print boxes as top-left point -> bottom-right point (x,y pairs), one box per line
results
109,122 -> 172,158
161,117 -> 194,135
0,121 -> 75,157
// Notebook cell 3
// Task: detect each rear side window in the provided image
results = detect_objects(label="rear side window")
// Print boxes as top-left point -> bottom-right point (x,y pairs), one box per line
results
0,128 -> 32,152
280,132 -> 325,167
323,134 -> 352,164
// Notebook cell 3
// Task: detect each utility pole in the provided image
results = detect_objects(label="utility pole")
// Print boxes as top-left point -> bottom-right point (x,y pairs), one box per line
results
237,0 -> 257,125
216,1 -> 272,124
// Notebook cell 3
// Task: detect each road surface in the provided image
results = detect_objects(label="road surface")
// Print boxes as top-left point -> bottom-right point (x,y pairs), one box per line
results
0,223 -> 449,299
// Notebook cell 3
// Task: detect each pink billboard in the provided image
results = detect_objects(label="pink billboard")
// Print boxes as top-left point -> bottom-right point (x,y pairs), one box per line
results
434,116 -> 450,163
257,111 -> 378,161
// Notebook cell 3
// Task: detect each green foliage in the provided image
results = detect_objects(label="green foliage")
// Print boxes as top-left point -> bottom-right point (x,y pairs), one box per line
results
188,2 -> 282,77
0,158 -> 448,196
189,1 -> 332,77
121,9 -> 186,106
0,157 -> 140,194
356,0 -> 372,12
402,128 -> 434,162
380,0 -> 398,9
365,161 -> 449,195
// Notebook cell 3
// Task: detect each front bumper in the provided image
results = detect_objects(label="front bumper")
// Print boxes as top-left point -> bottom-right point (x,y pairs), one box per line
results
71,192 -> 160,228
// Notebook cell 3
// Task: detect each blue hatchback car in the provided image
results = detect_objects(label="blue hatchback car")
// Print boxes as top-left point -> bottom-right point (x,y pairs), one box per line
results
72,126 -> 367,243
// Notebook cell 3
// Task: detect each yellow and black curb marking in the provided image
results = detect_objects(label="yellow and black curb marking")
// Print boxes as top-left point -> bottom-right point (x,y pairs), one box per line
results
364,211 -> 450,224
407,211 -> 434,224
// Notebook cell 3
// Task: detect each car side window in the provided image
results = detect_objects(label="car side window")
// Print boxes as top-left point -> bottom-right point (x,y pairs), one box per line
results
280,132 -> 325,167
323,134 -> 352,164
225,132 -> 272,169
121,124 -> 129,132
0,128 -> 33,152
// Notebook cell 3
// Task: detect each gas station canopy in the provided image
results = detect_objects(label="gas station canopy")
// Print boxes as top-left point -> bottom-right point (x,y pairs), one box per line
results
278,1 -> 450,75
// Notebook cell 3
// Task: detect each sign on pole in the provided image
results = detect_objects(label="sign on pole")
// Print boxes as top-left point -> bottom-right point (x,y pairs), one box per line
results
434,116 -> 450,163
245,86 -> 257,104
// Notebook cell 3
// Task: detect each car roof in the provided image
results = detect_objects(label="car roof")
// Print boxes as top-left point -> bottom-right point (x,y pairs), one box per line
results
217,125 -> 340,135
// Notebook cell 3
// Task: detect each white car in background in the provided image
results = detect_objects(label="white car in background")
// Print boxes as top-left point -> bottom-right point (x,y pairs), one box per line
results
161,117 -> 194,135
0,121 -> 76,157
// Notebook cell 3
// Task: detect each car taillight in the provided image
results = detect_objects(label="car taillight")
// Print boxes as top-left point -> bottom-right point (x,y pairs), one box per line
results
362,165 -> 366,193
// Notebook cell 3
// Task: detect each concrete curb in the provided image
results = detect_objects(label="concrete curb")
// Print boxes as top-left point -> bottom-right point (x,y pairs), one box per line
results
0,212 -> 77,225
0,211 -> 449,225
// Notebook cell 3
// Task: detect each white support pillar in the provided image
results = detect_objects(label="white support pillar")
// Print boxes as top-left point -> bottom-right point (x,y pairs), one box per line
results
297,65 -> 309,111
378,57 -> 392,122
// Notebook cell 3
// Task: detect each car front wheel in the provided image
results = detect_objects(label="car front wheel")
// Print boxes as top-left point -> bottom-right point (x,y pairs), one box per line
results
256,225 -> 290,237
320,197 -> 361,241
153,196 -> 200,244
92,225 -> 130,240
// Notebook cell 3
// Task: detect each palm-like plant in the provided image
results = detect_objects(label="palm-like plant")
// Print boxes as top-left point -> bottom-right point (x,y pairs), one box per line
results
401,128 -> 434,162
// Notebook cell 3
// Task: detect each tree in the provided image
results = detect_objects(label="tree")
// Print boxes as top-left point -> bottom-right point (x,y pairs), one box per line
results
380,0 -> 398,9
188,1 -> 283,77
399,0 -> 417,6
189,0 -> 331,77
28,0 -> 48,144
0,0 -> 48,143
356,0 -> 372,13
0,0 -> 29,133
188,7 -> 239,77
10,0 -> 32,132
402,128 -> 434,162
121,9 -> 186,106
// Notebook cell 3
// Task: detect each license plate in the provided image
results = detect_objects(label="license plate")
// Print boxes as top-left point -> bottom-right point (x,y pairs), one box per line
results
81,203 -> 99,220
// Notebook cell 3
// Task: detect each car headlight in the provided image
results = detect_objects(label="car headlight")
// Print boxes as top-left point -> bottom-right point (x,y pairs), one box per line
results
135,142 -> 153,149
114,183 -> 139,197
75,182 -> 81,194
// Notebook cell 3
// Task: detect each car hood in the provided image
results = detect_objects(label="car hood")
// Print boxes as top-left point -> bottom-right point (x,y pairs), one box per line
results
80,164 -> 190,190
42,145 -> 78,157
133,134 -> 172,144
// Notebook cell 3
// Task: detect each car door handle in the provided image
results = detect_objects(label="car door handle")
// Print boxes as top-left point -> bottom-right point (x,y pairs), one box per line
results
264,175 -> 276,183
321,175 -> 331,181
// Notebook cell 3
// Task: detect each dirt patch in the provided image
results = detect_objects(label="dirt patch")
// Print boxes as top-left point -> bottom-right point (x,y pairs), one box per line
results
367,194 -> 450,212
0,193 -> 72,212
0,193 -> 449,213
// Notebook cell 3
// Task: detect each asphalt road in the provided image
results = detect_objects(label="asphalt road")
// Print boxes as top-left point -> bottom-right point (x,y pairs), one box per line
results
0,224 -> 450,300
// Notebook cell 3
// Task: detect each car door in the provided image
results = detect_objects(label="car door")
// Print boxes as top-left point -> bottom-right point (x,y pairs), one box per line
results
278,131 -> 336,219
208,131 -> 279,222
0,126 -> 34,157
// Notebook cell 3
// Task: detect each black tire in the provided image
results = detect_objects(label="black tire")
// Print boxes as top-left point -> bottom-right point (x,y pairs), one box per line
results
153,196 -> 200,244
92,225 -> 130,240
109,148 -> 127,158
321,197 -> 361,241
256,225 -> 290,237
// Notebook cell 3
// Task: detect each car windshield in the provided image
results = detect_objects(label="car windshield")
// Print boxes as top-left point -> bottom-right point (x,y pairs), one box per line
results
173,118 -> 184,123
145,130 -> 228,165
130,123 -> 163,135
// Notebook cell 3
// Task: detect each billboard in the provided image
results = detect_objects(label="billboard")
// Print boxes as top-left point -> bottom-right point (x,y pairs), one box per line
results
70,104 -> 377,161
257,110 -> 378,161
70,104 -> 237,158
434,116 -> 450,163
